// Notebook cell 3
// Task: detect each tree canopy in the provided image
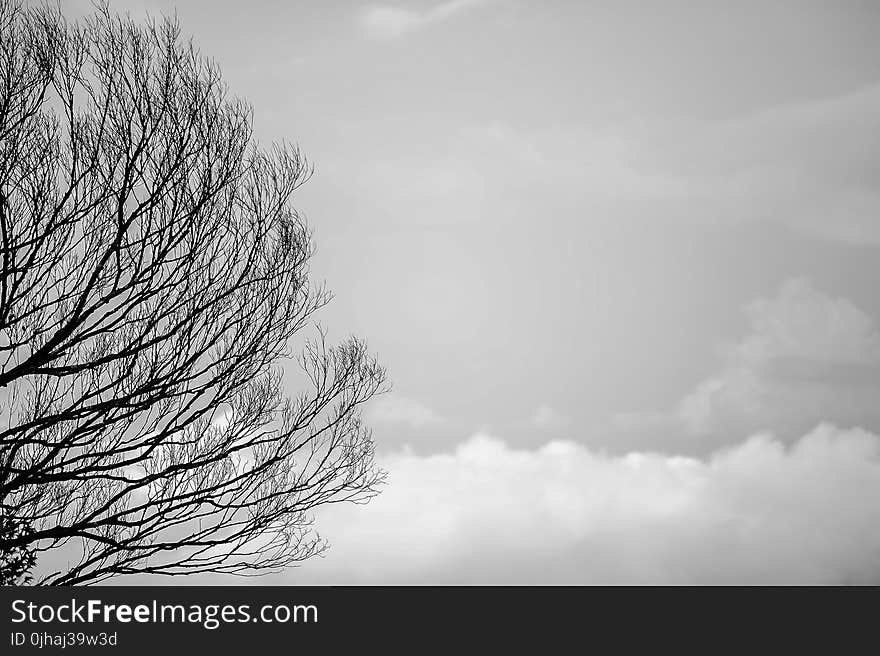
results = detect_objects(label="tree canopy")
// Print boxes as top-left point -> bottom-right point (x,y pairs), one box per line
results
0,0 -> 386,585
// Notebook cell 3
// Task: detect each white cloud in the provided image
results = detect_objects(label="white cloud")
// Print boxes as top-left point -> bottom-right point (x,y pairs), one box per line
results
736,278 -> 880,365
678,369 -> 763,437
289,424 -> 880,584
678,278 -> 880,437
360,0 -> 497,40
366,392 -> 441,428
533,403 -> 567,430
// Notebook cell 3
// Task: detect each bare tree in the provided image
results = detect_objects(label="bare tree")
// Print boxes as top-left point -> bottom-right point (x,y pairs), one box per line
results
0,1 -> 387,585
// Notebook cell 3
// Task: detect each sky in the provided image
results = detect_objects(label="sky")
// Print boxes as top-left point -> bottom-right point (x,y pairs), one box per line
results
68,0 -> 880,583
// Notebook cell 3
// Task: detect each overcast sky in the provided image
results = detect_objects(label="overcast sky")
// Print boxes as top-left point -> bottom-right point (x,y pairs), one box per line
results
76,0 -> 880,584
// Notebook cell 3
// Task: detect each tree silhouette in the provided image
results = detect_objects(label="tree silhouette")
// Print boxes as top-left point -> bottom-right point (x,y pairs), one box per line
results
0,1 -> 387,585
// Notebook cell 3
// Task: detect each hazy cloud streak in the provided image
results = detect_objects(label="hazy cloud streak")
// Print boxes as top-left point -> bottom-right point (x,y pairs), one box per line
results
360,0 -> 499,39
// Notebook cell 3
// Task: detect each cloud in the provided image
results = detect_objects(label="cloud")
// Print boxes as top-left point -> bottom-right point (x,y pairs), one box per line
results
735,278 -> 880,366
366,392 -> 442,428
634,84 -> 880,244
678,278 -> 880,438
345,120 -> 681,231
359,0 -> 496,40
352,85 -> 880,243
288,424 -> 880,584
532,403 -> 568,430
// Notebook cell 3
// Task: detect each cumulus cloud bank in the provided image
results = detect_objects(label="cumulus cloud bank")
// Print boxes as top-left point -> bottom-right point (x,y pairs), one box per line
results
292,424 -> 880,584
